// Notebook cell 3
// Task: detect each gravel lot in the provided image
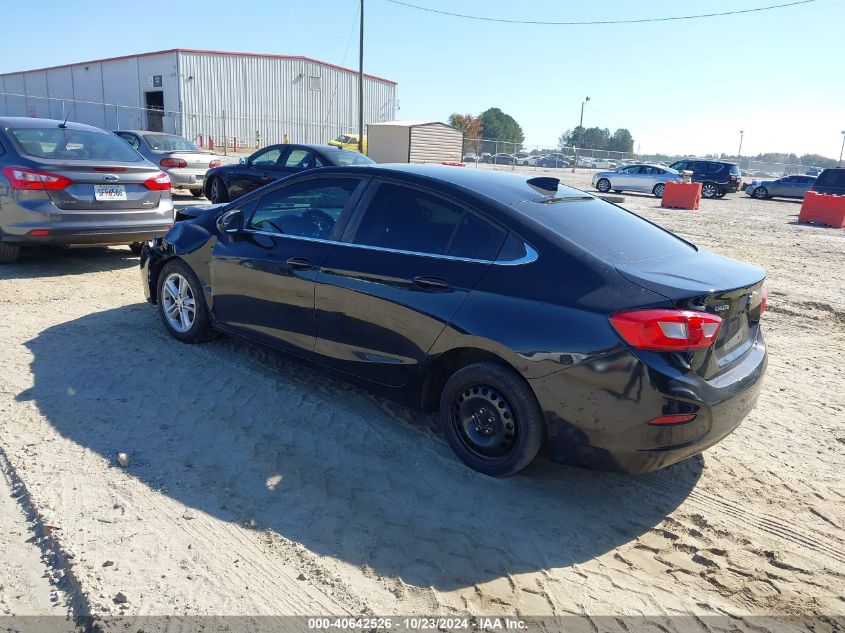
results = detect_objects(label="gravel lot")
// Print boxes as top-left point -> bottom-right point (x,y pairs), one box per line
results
0,169 -> 842,631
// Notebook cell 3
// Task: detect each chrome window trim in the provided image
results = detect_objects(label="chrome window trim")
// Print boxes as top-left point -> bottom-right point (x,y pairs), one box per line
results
240,228 -> 538,266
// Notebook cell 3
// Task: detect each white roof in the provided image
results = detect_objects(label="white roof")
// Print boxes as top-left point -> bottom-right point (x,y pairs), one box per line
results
368,120 -> 453,128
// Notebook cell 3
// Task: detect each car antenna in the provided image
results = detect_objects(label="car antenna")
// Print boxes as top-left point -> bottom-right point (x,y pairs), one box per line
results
58,111 -> 71,129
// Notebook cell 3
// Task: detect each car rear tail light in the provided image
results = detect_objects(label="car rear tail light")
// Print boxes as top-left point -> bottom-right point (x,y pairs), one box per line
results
160,158 -> 188,169
648,414 -> 697,426
208,159 -> 221,168
760,284 -> 768,314
730,175 -> 737,182
2,166 -> 72,190
609,309 -> 723,351
28,229 -> 50,236
143,172 -> 171,190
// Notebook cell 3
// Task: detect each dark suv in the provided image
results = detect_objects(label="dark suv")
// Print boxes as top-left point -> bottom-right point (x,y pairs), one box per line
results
669,159 -> 742,198
811,168 -> 845,195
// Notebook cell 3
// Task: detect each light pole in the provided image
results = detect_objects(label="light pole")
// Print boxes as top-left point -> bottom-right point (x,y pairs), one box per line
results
737,129 -> 744,170
573,96 -> 590,171
357,0 -> 364,153
839,130 -> 845,167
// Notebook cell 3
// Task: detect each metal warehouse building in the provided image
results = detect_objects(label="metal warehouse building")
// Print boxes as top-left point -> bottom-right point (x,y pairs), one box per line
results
0,49 -> 397,149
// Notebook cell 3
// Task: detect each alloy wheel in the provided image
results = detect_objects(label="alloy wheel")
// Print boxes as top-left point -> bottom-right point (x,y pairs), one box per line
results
654,184 -> 665,198
161,272 -> 196,333
701,183 -> 718,198
451,383 -> 518,459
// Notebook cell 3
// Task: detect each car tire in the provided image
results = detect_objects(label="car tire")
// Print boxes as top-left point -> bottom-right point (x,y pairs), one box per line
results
191,189 -> 206,199
653,183 -> 665,198
156,259 -> 216,344
128,242 -> 143,255
701,182 -> 719,199
752,186 -> 769,200
596,178 -> 611,193
0,242 -> 21,264
439,362 -> 544,477
208,177 -> 229,204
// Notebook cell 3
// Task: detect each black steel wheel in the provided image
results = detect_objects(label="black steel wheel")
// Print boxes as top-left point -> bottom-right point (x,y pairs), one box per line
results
596,178 -> 611,193
439,362 -> 544,477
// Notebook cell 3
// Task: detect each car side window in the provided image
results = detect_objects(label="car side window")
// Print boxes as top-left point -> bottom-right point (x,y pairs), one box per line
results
247,177 -> 361,240
448,212 -> 506,260
353,183 -> 470,256
621,166 -> 638,174
251,147 -> 282,169
283,148 -> 313,169
672,161 -> 687,171
116,133 -> 140,150
639,166 -> 658,175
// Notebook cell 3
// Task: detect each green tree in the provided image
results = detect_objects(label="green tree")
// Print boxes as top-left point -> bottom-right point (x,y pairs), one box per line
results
607,129 -> 634,153
479,107 -> 524,153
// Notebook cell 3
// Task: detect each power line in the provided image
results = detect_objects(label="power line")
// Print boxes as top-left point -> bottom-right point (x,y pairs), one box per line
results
386,0 -> 816,25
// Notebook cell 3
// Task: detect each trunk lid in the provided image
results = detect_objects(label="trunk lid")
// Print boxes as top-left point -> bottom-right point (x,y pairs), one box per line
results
34,159 -> 163,211
616,249 -> 765,379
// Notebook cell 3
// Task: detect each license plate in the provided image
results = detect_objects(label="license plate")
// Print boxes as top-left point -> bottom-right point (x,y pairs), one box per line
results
94,184 -> 127,201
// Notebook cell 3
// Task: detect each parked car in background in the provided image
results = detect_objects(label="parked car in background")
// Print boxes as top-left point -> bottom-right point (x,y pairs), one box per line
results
0,117 -> 173,264
113,131 -> 221,198
462,152 -> 479,163
810,168 -> 845,196
593,164 -> 682,198
522,155 -> 545,167
140,164 -> 767,476
669,159 -> 741,198
538,154 -> 569,168
491,153 -> 516,165
328,133 -> 367,153
203,143 -> 374,203
479,152 -> 493,163
745,174 -> 816,200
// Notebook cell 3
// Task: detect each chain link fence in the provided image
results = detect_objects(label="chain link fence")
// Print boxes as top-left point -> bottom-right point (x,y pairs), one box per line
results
1,92 -> 830,174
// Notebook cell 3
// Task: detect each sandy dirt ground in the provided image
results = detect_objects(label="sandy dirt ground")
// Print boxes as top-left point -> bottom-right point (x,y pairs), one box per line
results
0,172 -> 843,631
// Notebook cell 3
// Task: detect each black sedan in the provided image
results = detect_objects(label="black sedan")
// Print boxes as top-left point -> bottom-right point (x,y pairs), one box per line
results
203,143 -> 373,203
141,165 -> 768,476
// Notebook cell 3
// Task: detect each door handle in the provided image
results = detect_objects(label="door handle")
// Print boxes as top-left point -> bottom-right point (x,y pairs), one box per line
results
286,257 -> 313,270
412,276 -> 450,291
260,173 -> 272,180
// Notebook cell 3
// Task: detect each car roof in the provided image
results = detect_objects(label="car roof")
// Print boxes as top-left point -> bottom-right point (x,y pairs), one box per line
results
0,116 -> 109,132
311,163 -> 587,205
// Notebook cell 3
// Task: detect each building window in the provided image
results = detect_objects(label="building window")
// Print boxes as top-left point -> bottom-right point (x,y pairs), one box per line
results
309,75 -> 321,91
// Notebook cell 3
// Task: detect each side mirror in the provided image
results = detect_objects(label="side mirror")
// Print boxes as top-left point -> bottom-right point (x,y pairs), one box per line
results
239,157 -> 247,165
216,209 -> 243,235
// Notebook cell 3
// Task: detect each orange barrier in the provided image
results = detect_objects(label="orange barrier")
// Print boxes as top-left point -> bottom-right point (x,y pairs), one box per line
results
441,161 -> 465,167
661,182 -> 702,210
798,191 -> 845,228
208,137 -> 215,151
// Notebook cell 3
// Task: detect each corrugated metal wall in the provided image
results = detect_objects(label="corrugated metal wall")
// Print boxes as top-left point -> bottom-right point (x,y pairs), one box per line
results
0,51 -> 396,148
178,51 -> 397,148
367,125 -> 411,163
0,53 -> 180,133
409,123 -> 462,163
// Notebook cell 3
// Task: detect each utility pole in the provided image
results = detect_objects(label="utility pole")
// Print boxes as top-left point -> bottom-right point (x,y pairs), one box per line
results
839,131 -> 845,167
737,129 -> 744,169
572,96 -> 589,172
358,0 -> 364,153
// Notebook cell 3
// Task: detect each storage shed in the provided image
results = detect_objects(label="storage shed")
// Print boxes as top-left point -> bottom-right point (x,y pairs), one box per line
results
367,121 -> 462,164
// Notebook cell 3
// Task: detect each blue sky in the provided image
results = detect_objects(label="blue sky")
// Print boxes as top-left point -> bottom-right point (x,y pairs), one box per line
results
1,0 -> 842,157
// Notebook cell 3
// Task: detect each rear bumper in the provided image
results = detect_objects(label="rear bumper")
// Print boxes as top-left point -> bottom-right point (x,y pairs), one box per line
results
167,169 -> 206,189
2,225 -> 171,246
529,332 -> 767,473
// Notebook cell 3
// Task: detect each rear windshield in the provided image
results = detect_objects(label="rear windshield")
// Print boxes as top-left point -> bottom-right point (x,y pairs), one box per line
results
10,127 -> 143,162
815,169 -> 845,188
143,134 -> 199,152
517,191 -> 694,264
333,150 -> 374,166
729,164 -> 741,175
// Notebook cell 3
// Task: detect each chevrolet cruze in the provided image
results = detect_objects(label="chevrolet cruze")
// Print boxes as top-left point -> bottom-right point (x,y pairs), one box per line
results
140,165 -> 768,476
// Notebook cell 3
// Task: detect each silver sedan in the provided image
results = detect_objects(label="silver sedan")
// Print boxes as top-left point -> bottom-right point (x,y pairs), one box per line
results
592,163 -> 682,198
112,131 -> 221,197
